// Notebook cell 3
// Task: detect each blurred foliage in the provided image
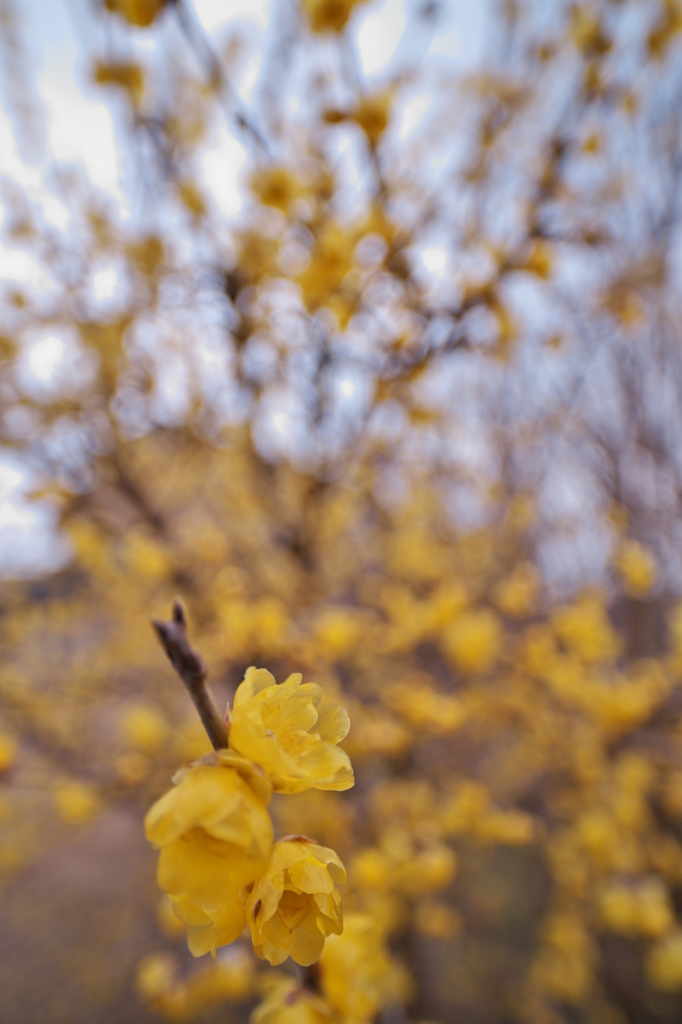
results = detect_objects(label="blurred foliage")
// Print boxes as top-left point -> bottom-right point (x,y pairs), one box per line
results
3,0 -> 682,1022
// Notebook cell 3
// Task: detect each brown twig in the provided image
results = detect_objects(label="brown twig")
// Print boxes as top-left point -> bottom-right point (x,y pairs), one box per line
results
151,599 -> 229,750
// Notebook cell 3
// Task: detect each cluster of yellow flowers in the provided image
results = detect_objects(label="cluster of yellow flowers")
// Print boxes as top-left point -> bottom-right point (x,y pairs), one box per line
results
145,668 -> 353,964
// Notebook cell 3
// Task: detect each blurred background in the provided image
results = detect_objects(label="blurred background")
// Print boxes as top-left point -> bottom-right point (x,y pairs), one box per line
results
2,0 -> 682,1022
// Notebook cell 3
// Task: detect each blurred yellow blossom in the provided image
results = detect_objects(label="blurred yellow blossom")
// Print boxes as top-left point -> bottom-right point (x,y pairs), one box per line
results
598,877 -> 674,937
392,843 -> 457,897
646,931 -> 682,991
492,562 -> 540,617
302,0 -> 367,34
104,0 -> 167,28
115,751 -> 151,786
442,608 -> 502,675
351,94 -> 391,145
552,595 -> 620,663
54,781 -> 100,825
251,167 -> 304,212
93,61 -> 144,104
136,948 -> 255,1019
319,913 -> 408,1020
0,733 -> 17,774
121,703 -> 169,753
414,900 -> 464,940
252,974 -> 339,1024
615,540 -> 657,597
382,675 -> 467,734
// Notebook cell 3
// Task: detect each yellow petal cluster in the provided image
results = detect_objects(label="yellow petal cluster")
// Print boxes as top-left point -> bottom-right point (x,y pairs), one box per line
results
351,94 -> 391,146
145,752 -> 274,956
615,540 -> 657,597
318,913 -> 406,1022
246,838 -> 346,966
647,931 -> 682,992
0,733 -> 17,774
136,947 -> 254,1018
301,0 -> 367,34
252,974 -> 340,1024
104,0 -> 166,28
228,668 -> 354,794
251,167 -> 304,213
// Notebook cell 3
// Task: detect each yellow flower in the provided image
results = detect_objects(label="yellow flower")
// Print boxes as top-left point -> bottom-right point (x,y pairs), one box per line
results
121,702 -> 168,753
246,838 -> 346,966
552,595 -> 620,664
228,668 -> 354,794
492,562 -> 540,617
252,974 -> 339,1024
319,913 -> 407,1021
616,540 -> 656,597
296,224 -> 356,313
104,0 -> 167,28
351,94 -> 391,146
251,167 -> 303,213
302,0 -> 367,34
382,676 -> 467,734
54,781 -> 100,824
93,61 -> 144,105
0,733 -> 17,774
414,900 -> 463,940
442,609 -> 502,675
647,931 -> 682,991
138,947 -> 255,1018
598,877 -> 674,937
145,752 -> 273,957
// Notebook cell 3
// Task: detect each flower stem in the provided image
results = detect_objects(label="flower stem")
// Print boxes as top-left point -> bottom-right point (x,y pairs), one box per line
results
151,599 -> 229,750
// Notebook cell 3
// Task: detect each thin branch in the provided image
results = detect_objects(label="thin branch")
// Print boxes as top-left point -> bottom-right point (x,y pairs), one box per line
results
172,0 -> 270,157
151,599 -> 229,750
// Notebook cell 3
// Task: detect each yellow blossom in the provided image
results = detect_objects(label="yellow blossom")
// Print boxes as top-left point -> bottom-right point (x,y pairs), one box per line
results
647,931 -> 682,991
319,913 -> 406,1020
382,676 -> 467,734
246,837 -> 345,966
157,895 -> 187,938
598,877 -> 674,937
302,0 -> 367,34
552,595 -> 620,664
228,668 -> 354,794
252,974 -> 339,1024
54,781 -> 100,825
93,61 -> 144,104
351,94 -> 391,146
414,900 -> 463,940
492,562 -> 540,617
297,224 -> 356,313
145,752 -> 273,957
0,733 -> 18,774
137,948 -> 254,1019
442,609 -> 502,675
105,0 -> 167,28
392,843 -> 457,897
177,181 -> 206,218
615,540 -> 656,597
251,167 -> 303,213
115,751 -> 151,786
121,702 -> 169,753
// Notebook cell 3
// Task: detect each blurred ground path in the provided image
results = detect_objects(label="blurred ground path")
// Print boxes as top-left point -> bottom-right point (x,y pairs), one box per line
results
0,807 -> 161,1024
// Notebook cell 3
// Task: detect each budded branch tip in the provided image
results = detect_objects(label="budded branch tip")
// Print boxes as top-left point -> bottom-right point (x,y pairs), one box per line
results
152,599 -> 229,751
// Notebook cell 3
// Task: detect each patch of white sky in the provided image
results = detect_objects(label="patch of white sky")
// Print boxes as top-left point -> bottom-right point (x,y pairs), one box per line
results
0,0 -> 488,575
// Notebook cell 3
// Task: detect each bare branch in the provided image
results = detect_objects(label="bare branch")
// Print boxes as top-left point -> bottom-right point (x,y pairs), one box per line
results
151,599 -> 229,750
